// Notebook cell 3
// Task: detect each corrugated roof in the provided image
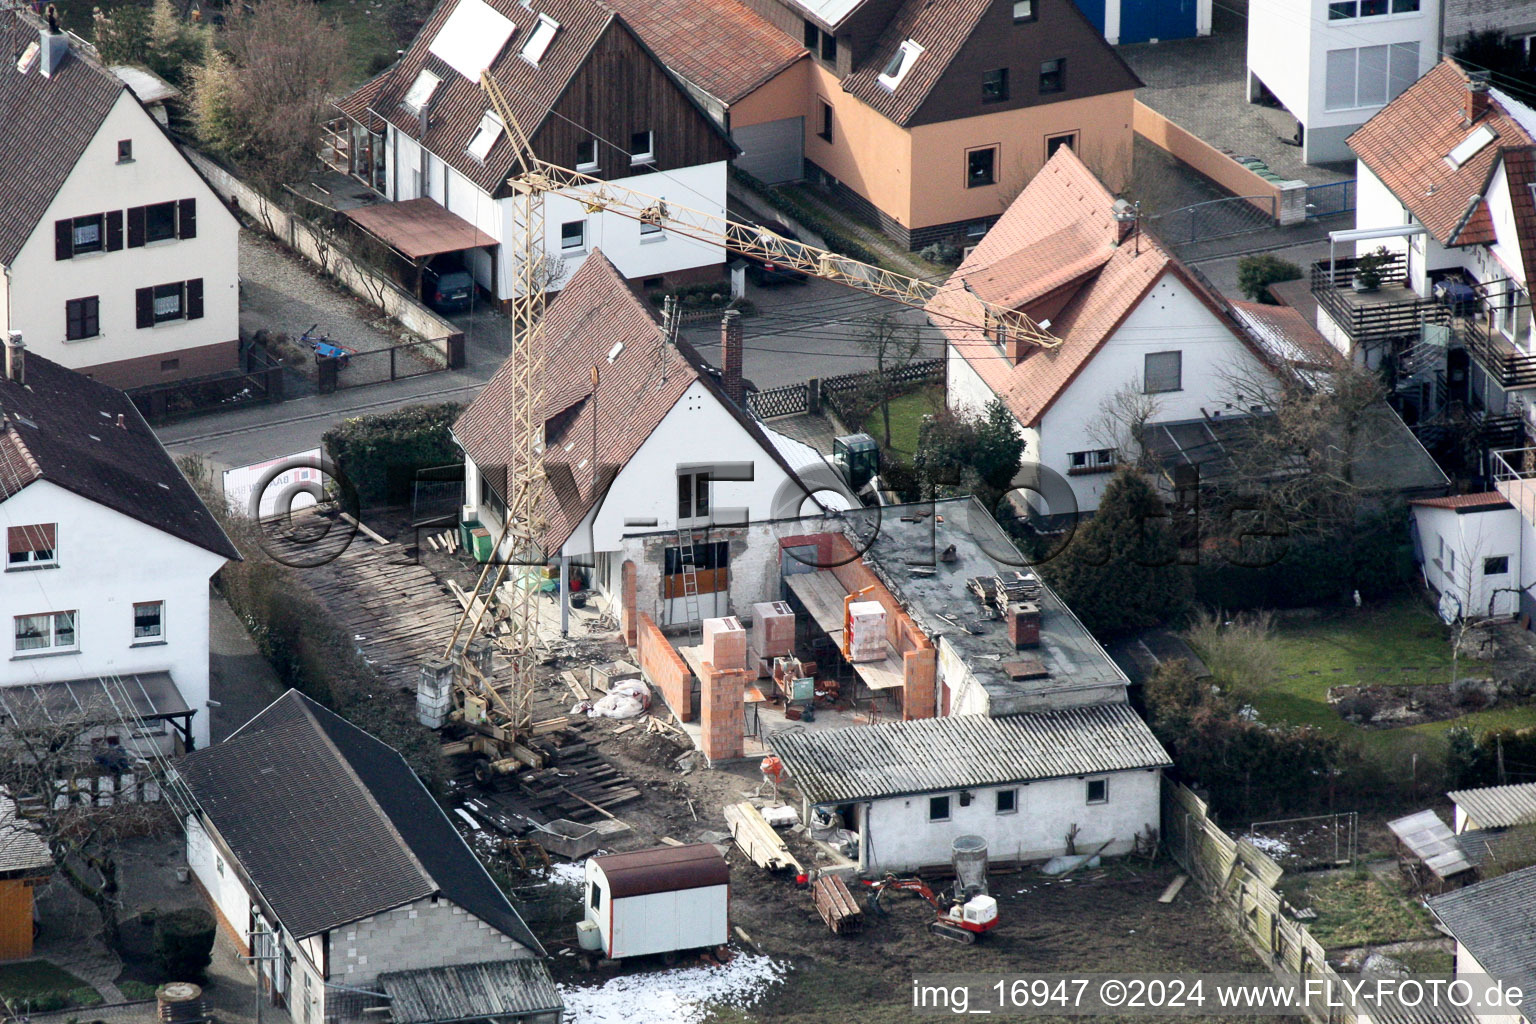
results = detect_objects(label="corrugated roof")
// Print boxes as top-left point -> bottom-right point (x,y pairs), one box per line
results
1429,865 -> 1536,1024
1388,809 -> 1475,880
179,690 -> 541,951
602,0 -> 804,105
378,960 -> 562,1023
0,12 -> 124,265
0,352 -> 240,561
1229,301 -> 1343,370
1449,782 -> 1536,829
1349,60 -> 1536,249
592,844 -> 729,898
770,703 -> 1169,804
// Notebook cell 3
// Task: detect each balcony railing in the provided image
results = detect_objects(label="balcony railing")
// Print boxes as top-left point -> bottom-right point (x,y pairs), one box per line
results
1456,305 -> 1536,390
1494,446 -> 1536,526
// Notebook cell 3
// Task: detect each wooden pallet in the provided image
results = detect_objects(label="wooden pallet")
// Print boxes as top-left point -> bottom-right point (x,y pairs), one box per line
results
813,874 -> 863,934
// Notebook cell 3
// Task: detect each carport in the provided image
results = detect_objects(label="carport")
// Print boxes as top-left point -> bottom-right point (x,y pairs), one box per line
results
344,198 -> 498,301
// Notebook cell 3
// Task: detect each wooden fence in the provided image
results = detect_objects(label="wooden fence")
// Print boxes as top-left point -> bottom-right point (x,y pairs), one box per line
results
1162,781 -> 1357,1024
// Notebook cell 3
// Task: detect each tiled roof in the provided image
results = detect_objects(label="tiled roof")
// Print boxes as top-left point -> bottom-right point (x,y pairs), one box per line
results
0,13 -> 125,265
1428,865 -> 1536,1024
1409,492 -> 1512,510
932,146 -> 1258,427
343,0 -> 615,197
1349,60 -> 1536,249
1501,146 -> 1536,284
770,702 -> 1171,804
179,690 -> 542,951
1229,301 -> 1343,370
454,251 -> 808,551
0,352 -> 239,560
334,64 -> 393,132
603,0 -> 804,105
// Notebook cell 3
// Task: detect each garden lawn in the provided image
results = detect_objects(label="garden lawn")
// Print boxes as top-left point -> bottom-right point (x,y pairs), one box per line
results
1249,599 -> 1536,757
0,961 -> 103,1011
860,387 -> 941,458
317,0 -> 399,88
1278,871 -> 1437,949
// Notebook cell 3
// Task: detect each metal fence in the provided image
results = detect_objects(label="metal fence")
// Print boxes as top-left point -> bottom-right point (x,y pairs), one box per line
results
317,337 -> 456,393
1247,811 -> 1358,872
1305,179 -> 1357,220
1147,195 -> 1277,248
128,346 -> 285,424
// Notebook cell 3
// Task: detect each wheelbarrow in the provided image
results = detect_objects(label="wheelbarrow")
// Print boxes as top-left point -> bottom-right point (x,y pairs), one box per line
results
300,323 -> 357,368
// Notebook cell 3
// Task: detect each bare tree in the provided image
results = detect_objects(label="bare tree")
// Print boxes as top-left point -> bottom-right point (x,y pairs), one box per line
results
1086,377 -> 1162,470
856,313 -> 922,448
0,696 -> 177,952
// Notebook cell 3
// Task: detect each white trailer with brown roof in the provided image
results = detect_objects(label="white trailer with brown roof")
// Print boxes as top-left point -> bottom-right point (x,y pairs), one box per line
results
583,845 -> 729,960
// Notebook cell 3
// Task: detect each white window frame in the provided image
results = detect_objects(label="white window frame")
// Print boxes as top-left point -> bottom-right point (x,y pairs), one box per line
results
677,470 -> 711,524
1144,350 -> 1183,394
1012,0 -> 1034,21
575,138 -> 599,172
560,219 -> 586,252
401,69 -> 441,115
995,788 -> 1018,815
466,110 -> 504,162
15,610 -> 78,655
630,129 -> 655,165
878,39 -> 924,91
133,600 -> 165,644
7,524 -> 58,569
1324,42 -> 1419,112
1086,778 -> 1109,805
520,14 -> 559,65
928,795 -> 951,822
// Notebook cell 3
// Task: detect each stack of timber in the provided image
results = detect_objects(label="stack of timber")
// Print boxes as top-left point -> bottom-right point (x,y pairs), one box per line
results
813,874 -> 863,934
724,802 -> 804,874
299,536 -> 461,689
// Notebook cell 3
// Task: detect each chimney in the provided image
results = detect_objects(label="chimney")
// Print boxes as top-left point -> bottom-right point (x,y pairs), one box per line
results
1465,71 -> 1491,125
39,5 -> 69,79
4,333 -> 24,386
1006,601 -> 1041,649
720,309 -> 743,407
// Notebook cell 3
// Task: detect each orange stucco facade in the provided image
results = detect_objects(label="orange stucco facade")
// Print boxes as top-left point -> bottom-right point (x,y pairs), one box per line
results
747,62 -> 1132,238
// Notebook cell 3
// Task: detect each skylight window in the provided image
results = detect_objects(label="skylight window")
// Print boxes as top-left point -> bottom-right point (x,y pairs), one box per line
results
521,14 -> 560,64
428,0 -> 516,80
878,40 -> 923,91
402,69 -> 441,115
466,110 -> 504,160
1446,124 -> 1498,169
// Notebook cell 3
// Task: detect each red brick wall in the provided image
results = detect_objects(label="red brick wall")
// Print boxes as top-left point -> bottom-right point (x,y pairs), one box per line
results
903,646 -> 937,720
637,612 -> 694,721
700,661 -> 748,761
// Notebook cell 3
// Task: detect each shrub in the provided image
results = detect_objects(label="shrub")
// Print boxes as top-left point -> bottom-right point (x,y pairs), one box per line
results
322,403 -> 463,509
153,909 -> 216,981
1236,254 -> 1302,303
918,241 -> 962,265
1184,609 -> 1279,700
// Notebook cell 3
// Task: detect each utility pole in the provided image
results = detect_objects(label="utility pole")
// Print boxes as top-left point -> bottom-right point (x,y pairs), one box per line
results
241,921 -> 284,1024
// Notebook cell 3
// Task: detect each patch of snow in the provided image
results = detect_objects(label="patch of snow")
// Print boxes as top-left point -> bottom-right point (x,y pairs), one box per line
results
1245,834 -> 1290,857
542,860 -> 587,886
559,954 -> 788,1024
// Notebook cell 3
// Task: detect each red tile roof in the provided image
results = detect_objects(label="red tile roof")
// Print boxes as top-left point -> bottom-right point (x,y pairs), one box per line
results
603,0 -> 805,105
1409,492 -> 1512,510
1500,146 -> 1536,285
1349,60 -> 1536,249
931,147 -> 1266,428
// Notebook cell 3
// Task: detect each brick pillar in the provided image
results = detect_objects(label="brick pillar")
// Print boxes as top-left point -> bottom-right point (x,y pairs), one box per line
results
721,310 -> 744,407
621,559 -> 637,648
903,646 -> 937,720
699,660 -> 747,762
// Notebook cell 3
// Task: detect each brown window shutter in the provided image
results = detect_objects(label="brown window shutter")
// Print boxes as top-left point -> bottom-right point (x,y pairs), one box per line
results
136,287 -> 154,328
106,210 -> 124,251
178,198 -> 197,239
127,206 -> 146,248
185,278 -> 204,320
7,523 -> 56,554
55,219 -> 72,260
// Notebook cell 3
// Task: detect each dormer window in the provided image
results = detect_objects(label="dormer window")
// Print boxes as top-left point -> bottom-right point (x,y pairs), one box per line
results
520,14 -> 559,65
466,110 -> 504,161
402,69 -> 441,115
879,40 -> 923,91
1446,124 -> 1498,169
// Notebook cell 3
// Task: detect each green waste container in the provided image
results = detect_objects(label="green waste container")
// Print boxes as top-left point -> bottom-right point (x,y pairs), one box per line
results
459,519 -> 482,552
470,527 -> 492,563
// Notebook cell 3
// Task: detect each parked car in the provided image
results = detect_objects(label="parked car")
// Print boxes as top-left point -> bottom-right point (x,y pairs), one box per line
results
422,261 -> 474,313
731,219 -> 809,286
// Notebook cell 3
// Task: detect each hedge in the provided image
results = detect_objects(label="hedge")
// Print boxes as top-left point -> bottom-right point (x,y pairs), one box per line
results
322,403 -> 463,509
154,909 -> 215,980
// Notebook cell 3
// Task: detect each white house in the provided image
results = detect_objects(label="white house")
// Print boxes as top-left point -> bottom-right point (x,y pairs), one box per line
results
179,690 -> 561,1024
0,10 -> 240,390
1427,865 -> 1536,1024
0,338 -> 238,751
455,250 -> 842,625
771,703 -> 1169,873
331,0 -> 733,308
936,146 -> 1279,515
1246,0 -> 1437,165
1409,493 -> 1524,620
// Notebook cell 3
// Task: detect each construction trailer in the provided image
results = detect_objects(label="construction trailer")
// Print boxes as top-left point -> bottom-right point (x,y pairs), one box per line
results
583,845 -> 729,960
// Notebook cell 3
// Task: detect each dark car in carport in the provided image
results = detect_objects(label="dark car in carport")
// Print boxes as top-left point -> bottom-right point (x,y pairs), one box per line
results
422,262 -> 475,313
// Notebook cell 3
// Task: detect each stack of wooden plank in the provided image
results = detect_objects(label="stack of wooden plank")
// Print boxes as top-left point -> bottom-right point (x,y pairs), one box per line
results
813,874 -> 863,934
724,802 -> 804,874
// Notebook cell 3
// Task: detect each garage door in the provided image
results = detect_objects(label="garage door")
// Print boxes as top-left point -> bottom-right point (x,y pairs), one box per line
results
1119,0 -> 1196,43
733,117 -> 804,184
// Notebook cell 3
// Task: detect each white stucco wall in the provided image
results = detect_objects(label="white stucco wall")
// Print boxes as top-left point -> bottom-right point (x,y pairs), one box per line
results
1038,272 -> 1273,511
1,481 -> 225,747
1412,504 -> 1525,618
858,767 -> 1162,873
1450,945 -> 1525,1024
186,816 -> 254,945
5,92 -> 239,376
